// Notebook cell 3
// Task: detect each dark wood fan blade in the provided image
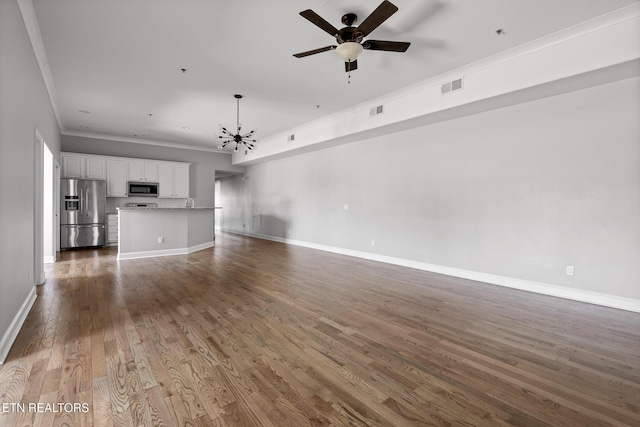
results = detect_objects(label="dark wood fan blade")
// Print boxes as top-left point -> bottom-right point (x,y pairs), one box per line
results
362,40 -> 410,52
293,45 -> 337,58
355,1 -> 398,37
344,60 -> 358,72
300,10 -> 340,37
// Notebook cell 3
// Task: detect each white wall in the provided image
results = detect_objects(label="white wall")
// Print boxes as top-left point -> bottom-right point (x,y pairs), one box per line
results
0,0 -> 61,362
220,76 -> 640,305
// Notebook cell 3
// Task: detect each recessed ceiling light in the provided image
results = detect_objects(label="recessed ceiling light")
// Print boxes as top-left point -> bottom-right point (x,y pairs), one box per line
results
79,110 -> 90,114
182,126 -> 190,130
79,125 -> 90,129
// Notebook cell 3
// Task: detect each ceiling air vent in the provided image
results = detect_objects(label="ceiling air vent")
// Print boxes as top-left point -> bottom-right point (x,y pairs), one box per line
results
441,77 -> 464,95
287,133 -> 295,142
369,105 -> 384,116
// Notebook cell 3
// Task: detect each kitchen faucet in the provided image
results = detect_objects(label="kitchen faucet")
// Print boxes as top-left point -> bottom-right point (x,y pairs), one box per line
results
184,198 -> 195,208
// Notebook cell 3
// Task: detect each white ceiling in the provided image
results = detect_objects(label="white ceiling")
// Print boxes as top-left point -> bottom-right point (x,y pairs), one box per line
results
31,0 -> 639,153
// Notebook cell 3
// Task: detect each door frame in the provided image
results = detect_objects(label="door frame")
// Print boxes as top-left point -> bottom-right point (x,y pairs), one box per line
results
34,128 -> 45,284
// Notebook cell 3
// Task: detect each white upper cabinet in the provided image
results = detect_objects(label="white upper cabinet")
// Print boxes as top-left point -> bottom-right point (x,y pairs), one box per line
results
106,159 -> 128,197
61,153 -> 105,179
158,162 -> 190,198
61,154 -> 84,178
173,164 -> 190,198
127,160 -> 159,182
158,163 -> 173,198
85,157 -> 106,179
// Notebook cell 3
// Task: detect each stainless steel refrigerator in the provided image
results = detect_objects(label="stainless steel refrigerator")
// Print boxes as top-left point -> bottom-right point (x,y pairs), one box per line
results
60,178 -> 106,249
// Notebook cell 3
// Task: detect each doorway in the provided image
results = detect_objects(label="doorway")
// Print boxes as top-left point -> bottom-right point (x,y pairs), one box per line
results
35,129 -> 57,285
43,144 -> 57,264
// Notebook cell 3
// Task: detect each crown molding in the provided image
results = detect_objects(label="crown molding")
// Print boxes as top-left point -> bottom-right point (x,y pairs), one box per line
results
63,131 -> 231,154
17,0 -> 65,133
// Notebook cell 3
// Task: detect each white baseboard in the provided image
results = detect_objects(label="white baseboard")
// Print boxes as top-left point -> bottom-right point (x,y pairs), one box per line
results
0,287 -> 37,365
224,229 -> 640,313
188,241 -> 215,253
117,241 -> 214,261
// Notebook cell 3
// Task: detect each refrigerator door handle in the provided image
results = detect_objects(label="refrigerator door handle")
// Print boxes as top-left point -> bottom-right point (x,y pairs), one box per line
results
81,188 -> 84,216
85,188 -> 89,216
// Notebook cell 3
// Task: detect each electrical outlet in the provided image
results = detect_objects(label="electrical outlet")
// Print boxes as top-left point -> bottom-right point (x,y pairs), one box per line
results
158,237 -> 164,243
287,229 -> 292,236
566,265 -> 574,276
344,204 -> 349,211
371,240 -> 375,247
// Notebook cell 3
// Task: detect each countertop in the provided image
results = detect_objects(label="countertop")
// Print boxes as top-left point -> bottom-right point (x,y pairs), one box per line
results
117,207 -> 221,211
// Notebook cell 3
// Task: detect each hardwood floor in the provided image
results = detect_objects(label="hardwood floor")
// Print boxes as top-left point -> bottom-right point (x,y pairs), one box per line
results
1,232 -> 639,426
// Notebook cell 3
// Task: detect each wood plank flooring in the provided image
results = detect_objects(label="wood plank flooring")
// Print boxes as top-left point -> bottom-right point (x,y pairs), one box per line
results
1,232 -> 639,426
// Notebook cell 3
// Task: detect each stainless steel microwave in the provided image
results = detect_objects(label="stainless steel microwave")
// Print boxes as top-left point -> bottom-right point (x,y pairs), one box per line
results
128,181 -> 159,197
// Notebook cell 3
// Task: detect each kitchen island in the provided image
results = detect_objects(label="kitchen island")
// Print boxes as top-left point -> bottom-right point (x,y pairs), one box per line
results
116,207 -> 218,260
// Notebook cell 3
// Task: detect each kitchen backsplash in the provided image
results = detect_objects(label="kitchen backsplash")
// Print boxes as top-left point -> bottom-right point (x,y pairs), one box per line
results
107,197 -> 190,213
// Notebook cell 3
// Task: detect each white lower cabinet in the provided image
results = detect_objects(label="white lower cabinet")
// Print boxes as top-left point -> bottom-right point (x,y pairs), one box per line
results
107,213 -> 118,246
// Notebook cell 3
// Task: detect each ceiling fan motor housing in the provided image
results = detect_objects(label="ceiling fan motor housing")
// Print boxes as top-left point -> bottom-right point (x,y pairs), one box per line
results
336,26 -> 363,44
341,13 -> 357,26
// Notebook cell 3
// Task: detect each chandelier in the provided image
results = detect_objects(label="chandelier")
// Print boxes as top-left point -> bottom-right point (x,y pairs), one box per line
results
218,94 -> 257,154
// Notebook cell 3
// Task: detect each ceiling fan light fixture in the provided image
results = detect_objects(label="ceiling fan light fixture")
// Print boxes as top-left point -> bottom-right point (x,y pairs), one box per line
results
336,42 -> 363,62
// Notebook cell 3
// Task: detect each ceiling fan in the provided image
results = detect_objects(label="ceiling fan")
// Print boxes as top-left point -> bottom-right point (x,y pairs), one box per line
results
293,0 -> 411,73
